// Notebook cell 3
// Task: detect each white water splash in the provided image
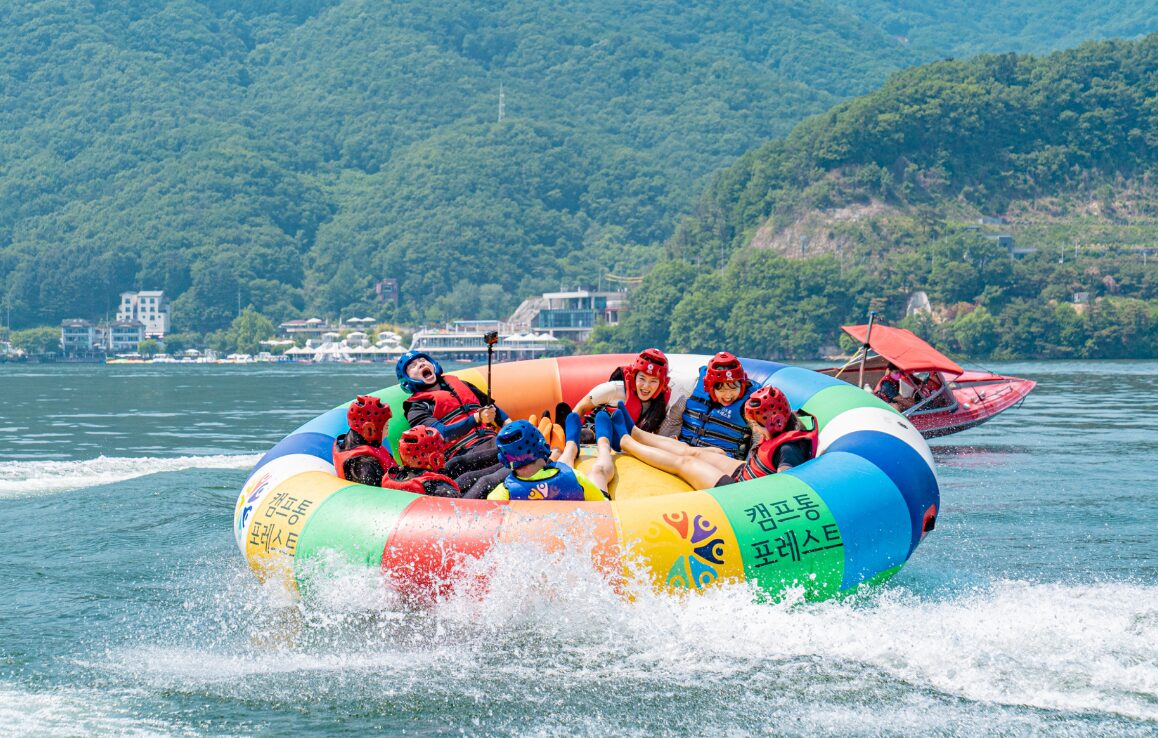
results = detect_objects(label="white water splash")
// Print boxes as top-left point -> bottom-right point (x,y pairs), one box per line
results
0,454 -> 260,498
0,684 -> 211,738
95,541 -> 1158,731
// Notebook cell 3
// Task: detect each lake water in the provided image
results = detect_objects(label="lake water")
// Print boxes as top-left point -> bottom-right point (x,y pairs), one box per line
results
1,361 -> 1155,737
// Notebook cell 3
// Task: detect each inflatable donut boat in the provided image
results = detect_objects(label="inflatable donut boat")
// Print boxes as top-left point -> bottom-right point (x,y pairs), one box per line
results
234,354 -> 939,601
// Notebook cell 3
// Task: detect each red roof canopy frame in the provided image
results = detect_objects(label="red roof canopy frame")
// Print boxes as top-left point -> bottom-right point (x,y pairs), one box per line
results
841,324 -> 964,376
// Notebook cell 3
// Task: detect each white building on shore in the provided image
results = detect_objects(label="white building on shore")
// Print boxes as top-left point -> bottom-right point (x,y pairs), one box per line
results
117,291 -> 170,338
60,319 -> 146,353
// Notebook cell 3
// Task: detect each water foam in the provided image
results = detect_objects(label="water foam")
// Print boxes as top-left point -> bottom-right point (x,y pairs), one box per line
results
0,454 -> 261,499
95,539 -> 1158,731
0,684 -> 204,738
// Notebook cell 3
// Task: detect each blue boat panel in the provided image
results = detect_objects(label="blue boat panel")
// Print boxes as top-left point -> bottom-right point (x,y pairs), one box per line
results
254,432 -> 335,471
825,430 -> 940,555
738,358 -> 790,387
293,406 -> 348,438
784,451 -> 911,589
761,366 -> 844,409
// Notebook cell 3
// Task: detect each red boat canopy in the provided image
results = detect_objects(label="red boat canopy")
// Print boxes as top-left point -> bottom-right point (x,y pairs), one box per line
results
841,324 -> 965,377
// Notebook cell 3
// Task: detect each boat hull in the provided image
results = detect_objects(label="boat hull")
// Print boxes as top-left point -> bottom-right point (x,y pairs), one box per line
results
909,374 -> 1036,438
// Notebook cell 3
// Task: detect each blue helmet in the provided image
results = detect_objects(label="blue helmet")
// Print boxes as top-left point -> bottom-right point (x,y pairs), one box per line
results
496,420 -> 552,469
395,350 -> 443,393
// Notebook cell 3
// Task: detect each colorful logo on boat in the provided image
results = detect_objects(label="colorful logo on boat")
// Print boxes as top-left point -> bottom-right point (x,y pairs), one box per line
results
235,470 -> 274,545
661,511 -> 726,590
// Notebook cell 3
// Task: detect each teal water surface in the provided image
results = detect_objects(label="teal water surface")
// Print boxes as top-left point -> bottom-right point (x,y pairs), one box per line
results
1,361 -> 1155,737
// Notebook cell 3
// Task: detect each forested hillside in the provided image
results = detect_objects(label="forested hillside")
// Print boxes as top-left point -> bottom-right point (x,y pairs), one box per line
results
590,35 -> 1158,360
1,0 -> 1151,339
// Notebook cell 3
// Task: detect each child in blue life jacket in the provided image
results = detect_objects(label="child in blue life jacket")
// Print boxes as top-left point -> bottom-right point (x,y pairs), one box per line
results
486,413 -> 616,501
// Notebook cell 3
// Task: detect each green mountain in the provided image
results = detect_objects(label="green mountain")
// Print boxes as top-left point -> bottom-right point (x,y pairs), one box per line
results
0,0 -> 1153,336
592,35 -> 1158,360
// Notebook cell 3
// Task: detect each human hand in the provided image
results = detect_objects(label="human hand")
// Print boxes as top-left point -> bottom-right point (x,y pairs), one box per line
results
477,405 -> 498,426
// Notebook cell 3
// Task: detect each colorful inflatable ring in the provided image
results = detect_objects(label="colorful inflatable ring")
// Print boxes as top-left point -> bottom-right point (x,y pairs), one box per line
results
233,354 -> 939,601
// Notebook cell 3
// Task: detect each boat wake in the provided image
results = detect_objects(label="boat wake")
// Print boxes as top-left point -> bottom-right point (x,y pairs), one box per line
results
0,454 -> 260,499
83,541 -> 1158,736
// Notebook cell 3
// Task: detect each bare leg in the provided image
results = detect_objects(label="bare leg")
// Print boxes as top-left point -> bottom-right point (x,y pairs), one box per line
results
620,435 -> 740,489
558,440 -> 579,467
628,425 -> 690,453
629,425 -> 731,461
585,436 -> 617,494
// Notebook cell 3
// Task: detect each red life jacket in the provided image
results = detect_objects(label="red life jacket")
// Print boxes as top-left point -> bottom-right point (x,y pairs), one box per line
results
382,466 -> 460,496
406,375 -> 493,457
332,436 -> 397,481
620,371 -> 672,430
733,425 -> 819,481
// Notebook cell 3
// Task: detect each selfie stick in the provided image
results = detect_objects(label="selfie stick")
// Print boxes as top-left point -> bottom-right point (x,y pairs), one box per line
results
484,330 -> 500,418
857,310 -> 878,390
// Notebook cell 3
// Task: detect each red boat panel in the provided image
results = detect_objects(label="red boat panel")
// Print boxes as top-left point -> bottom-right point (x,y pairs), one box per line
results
842,324 -> 965,376
910,376 -> 1036,438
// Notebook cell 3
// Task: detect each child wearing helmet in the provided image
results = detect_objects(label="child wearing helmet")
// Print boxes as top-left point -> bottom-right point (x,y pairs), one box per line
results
332,395 -> 398,486
396,349 -> 511,487
574,348 -> 678,437
673,352 -> 758,460
486,416 -> 614,502
618,386 -> 817,489
381,426 -> 461,498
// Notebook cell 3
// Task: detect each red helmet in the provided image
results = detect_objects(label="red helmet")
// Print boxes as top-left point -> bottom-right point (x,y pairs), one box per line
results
703,352 -> 747,394
745,386 -> 792,434
347,395 -> 391,444
625,348 -> 670,393
398,426 -> 447,471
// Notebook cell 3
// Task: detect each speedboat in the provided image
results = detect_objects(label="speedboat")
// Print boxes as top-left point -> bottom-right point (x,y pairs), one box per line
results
822,323 -> 1036,438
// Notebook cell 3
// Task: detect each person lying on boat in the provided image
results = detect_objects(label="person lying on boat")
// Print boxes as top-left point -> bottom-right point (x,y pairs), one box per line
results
573,348 -> 681,440
668,351 -> 757,460
396,350 -> 511,488
616,386 -> 817,489
486,416 -> 614,501
381,426 -> 461,498
874,363 -> 919,411
332,395 -> 397,487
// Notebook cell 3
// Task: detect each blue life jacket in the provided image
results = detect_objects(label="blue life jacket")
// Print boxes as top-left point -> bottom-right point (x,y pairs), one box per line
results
678,367 -> 756,459
503,463 -> 587,501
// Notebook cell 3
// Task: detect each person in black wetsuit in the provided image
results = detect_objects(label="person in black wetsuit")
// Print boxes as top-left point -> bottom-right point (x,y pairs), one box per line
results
395,350 -> 511,496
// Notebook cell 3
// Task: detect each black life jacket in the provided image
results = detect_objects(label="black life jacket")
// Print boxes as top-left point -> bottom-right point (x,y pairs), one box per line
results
405,375 -> 493,457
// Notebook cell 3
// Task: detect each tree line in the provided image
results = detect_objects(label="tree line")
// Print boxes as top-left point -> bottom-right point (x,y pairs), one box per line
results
1,0 -> 1150,346
587,34 -> 1158,360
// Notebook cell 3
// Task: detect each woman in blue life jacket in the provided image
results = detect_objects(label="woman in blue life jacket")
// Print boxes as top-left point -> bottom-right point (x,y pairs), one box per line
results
486,412 -> 616,501
669,352 -> 758,460
617,386 -> 817,490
